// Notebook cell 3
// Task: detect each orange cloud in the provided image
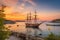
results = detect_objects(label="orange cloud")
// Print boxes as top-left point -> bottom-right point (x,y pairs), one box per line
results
4,7 -> 14,14
1,0 -> 36,14
5,12 -> 26,20
2,0 -> 18,6
1,0 -> 60,21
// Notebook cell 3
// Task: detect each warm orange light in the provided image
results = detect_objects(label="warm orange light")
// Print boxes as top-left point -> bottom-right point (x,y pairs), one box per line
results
3,5 -> 60,21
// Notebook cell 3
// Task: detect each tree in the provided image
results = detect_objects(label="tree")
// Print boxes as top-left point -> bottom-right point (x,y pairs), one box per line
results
0,5 -> 10,40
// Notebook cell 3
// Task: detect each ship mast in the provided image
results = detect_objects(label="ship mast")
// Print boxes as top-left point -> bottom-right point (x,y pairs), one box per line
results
29,12 -> 31,23
29,12 -> 31,21
34,10 -> 37,23
27,13 -> 29,22
26,12 -> 32,23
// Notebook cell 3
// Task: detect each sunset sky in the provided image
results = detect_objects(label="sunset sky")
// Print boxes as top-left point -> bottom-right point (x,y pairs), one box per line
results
0,0 -> 60,21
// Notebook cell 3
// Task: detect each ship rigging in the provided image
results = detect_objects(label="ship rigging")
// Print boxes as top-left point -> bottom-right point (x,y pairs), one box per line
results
25,11 -> 42,29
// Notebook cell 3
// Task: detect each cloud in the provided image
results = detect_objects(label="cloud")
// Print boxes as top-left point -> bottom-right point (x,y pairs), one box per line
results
28,0 -> 36,6
4,6 -> 14,14
19,3 -> 25,10
1,0 -> 36,7
0,0 -> 36,14
23,0 -> 36,6
2,0 -> 18,6
5,12 -> 26,20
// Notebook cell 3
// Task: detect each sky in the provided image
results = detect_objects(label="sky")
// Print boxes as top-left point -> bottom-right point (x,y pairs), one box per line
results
0,0 -> 60,21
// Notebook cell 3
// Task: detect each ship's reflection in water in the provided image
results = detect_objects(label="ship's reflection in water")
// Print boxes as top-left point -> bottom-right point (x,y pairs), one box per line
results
5,22 -> 60,37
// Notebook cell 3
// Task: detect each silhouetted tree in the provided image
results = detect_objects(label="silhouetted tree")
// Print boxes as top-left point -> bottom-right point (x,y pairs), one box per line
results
52,19 -> 60,23
0,5 -> 10,40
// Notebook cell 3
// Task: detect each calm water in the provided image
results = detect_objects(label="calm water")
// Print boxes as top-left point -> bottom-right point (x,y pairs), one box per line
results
5,22 -> 60,37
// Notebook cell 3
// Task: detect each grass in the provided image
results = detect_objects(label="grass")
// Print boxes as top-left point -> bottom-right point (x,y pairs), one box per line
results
44,32 -> 60,40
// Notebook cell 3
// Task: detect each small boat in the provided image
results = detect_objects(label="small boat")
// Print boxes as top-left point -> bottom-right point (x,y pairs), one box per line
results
46,22 -> 60,26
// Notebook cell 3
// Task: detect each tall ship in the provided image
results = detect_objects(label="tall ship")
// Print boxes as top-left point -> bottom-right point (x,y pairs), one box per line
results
25,11 -> 42,29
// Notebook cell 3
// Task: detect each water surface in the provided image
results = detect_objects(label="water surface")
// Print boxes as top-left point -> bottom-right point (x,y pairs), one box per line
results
5,22 -> 60,37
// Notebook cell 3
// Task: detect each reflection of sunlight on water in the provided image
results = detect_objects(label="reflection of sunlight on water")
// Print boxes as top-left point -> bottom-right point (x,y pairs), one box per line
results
39,22 -> 54,31
5,22 -> 26,33
5,22 -> 60,37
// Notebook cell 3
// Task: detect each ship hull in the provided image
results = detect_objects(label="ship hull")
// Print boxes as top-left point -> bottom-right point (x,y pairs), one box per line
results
25,23 -> 41,29
46,22 -> 60,26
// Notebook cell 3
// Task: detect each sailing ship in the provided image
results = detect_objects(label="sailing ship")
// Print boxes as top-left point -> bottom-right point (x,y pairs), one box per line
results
25,11 -> 42,29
